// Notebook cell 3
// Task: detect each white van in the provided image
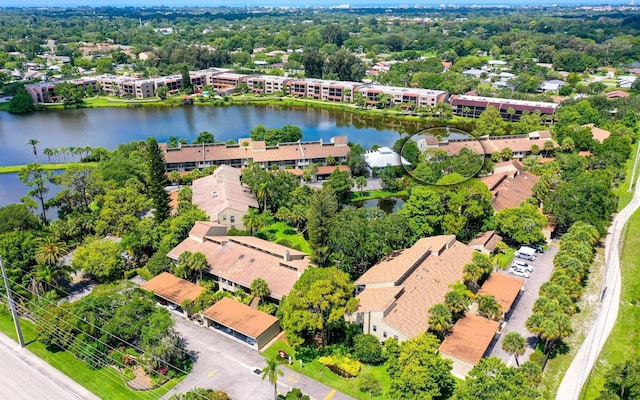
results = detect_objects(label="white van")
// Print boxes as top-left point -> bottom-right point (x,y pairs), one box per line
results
515,246 -> 536,261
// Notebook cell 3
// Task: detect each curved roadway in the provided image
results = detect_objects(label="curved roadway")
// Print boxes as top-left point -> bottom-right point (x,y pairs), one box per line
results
556,158 -> 640,399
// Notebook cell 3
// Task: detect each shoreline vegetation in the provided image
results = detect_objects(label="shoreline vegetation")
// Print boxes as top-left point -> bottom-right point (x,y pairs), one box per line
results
0,162 -> 98,174
2,93 -> 476,130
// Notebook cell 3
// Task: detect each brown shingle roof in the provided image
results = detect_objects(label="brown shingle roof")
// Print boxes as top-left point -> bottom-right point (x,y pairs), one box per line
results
141,272 -> 205,305
468,231 -> 502,253
583,124 -> 611,143
356,287 -> 403,312
192,166 -> 258,221
478,272 -> 524,314
162,137 -> 349,165
439,312 -> 500,364
382,241 -> 474,338
167,234 -> 310,300
355,235 -> 457,286
483,171 -> 539,211
202,297 -> 279,338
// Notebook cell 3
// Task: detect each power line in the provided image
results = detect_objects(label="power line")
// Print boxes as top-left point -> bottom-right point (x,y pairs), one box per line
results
5,278 -> 201,394
0,292 -> 160,400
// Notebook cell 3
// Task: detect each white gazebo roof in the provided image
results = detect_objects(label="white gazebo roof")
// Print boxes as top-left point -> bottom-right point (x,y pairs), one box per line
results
364,147 -> 411,169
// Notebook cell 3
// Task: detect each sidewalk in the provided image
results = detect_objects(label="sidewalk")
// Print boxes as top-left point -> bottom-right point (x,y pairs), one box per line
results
0,331 -> 99,400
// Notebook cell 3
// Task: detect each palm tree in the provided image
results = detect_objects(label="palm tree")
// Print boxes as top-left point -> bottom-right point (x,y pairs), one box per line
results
445,290 -> 471,317
35,237 -> 68,267
543,140 -> 555,157
463,262 -> 483,292
502,331 -> 527,367
463,106 -> 471,118
243,207 -> 262,235
507,107 -> 516,122
43,148 -> 53,163
68,146 -> 77,161
27,139 -> 39,162
189,252 -> 208,282
261,357 -> 283,400
428,303 -> 453,339
251,277 -> 270,304
476,294 -> 502,321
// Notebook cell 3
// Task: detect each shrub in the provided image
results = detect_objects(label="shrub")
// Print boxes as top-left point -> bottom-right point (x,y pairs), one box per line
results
318,355 -> 361,378
124,269 -> 139,280
258,302 -> 277,315
529,348 -> 545,366
353,334 -> 386,365
137,267 -> 154,281
122,367 -> 136,381
276,239 -> 293,247
295,345 -> 319,363
357,372 -> 383,396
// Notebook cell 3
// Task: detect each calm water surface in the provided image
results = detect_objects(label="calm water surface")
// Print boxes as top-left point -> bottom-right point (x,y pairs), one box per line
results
1,105 -> 416,208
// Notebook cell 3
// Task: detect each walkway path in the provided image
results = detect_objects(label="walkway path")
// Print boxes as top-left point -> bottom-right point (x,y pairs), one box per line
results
556,153 -> 640,399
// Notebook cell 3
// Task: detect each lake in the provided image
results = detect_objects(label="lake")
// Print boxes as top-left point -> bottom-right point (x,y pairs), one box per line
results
0,104 -> 414,208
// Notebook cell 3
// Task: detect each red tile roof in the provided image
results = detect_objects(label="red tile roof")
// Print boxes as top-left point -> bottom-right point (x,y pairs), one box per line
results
439,312 -> 500,364
477,272 -> 524,313
202,297 -> 279,338
141,272 -> 205,305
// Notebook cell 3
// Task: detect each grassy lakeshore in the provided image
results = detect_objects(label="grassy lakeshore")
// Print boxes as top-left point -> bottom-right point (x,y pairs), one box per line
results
0,162 -> 98,174
5,93 -> 474,131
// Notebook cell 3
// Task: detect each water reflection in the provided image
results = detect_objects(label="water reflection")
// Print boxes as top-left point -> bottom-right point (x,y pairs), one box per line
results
351,197 -> 406,214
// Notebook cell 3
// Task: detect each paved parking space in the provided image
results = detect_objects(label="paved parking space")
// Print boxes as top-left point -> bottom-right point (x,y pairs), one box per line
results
488,243 -> 559,365
162,316 -> 353,400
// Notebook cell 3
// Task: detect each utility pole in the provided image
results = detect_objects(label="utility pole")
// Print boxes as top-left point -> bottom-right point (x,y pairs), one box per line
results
0,256 -> 24,347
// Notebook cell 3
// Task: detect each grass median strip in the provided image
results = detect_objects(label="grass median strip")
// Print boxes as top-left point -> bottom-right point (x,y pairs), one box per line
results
0,162 -> 98,174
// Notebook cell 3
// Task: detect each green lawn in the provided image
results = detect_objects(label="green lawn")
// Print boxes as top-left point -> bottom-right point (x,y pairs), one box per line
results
580,209 -> 640,399
349,189 -> 408,202
494,248 -> 515,269
262,339 -> 390,400
0,162 -> 98,174
615,140 -> 639,211
259,222 -> 311,254
0,311 -> 182,400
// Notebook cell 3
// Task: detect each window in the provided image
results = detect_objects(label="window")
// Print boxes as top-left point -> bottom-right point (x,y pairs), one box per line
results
230,216 -> 235,223
394,335 -> 398,340
222,215 -> 227,221
372,325 -> 377,332
383,331 -> 388,338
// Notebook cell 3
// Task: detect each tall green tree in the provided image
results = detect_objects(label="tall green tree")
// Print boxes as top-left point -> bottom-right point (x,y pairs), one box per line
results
250,277 -> 270,302
303,47 -> 324,79
388,333 -> 455,400
307,188 -> 338,267
495,204 -> 547,245
145,137 -> 171,223
473,106 -> 506,136
278,267 -> 358,347
18,163 -> 51,224
453,357 -> 539,400
8,87 -> 35,113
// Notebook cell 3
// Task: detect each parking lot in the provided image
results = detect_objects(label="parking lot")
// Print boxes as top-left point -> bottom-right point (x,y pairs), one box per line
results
488,243 -> 560,365
162,316 -> 353,400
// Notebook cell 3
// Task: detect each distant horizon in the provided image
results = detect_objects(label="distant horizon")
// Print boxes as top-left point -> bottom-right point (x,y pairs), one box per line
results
0,0 -> 634,8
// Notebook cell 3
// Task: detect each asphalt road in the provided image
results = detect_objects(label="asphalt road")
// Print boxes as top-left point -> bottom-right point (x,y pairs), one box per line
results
488,244 -> 559,364
0,332 -> 98,400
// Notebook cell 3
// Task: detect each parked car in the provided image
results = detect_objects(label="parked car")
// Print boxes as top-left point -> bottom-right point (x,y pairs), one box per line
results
509,267 -> 531,278
512,260 -> 533,272
534,244 -> 545,253
515,246 -> 537,261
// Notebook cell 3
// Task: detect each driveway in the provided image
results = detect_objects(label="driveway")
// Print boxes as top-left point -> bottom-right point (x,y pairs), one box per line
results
488,243 -> 560,365
163,316 -> 353,400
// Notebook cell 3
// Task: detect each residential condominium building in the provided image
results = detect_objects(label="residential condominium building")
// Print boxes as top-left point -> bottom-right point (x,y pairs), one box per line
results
246,75 -> 291,94
347,235 -> 474,342
191,165 -> 259,231
450,95 -> 559,121
356,84 -> 449,108
168,221 -> 311,302
160,136 -> 350,172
